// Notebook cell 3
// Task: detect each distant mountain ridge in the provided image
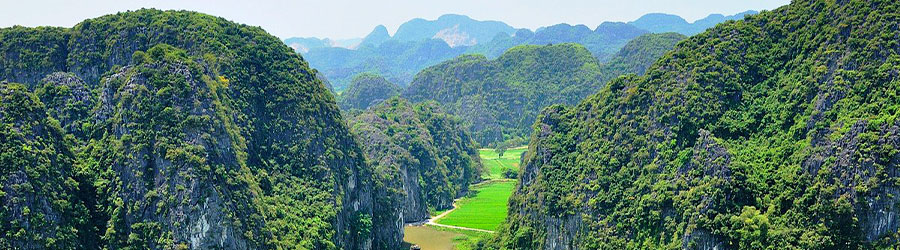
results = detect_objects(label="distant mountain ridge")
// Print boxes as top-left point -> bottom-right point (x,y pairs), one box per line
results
286,11 -> 757,90
392,14 -> 518,47
629,10 -> 758,35
402,32 -> 685,145
284,37 -> 362,52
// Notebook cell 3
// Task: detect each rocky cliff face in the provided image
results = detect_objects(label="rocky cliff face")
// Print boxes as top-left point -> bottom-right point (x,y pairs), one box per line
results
347,98 -> 483,248
0,82 -> 86,249
93,60 -> 257,249
0,9 -> 387,249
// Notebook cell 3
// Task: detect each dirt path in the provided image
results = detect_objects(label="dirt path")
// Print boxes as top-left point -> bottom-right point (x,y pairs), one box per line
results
422,179 -> 516,234
425,199 -> 496,233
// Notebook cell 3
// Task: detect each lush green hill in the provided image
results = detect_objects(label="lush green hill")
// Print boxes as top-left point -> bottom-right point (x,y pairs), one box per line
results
601,32 -> 688,76
339,73 -> 402,110
403,43 -> 606,146
347,97 -> 482,240
0,9 -> 388,249
491,0 -> 900,249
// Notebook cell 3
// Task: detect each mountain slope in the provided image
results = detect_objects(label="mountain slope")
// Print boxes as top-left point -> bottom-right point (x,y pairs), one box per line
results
601,32 -> 687,76
0,82 -> 87,249
347,98 -> 482,231
403,35 -> 684,146
0,9 -> 386,249
393,14 -> 517,46
339,73 -> 402,110
403,43 -> 606,145
493,0 -> 900,249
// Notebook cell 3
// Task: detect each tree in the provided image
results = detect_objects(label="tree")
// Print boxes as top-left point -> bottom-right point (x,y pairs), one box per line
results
503,168 -> 518,179
495,144 -> 507,157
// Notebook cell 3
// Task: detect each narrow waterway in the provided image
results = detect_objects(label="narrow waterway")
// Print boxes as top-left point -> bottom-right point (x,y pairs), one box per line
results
402,225 -> 462,250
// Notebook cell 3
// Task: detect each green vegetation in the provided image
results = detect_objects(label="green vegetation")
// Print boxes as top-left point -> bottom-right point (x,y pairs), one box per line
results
403,43 -> 606,145
404,33 -> 684,146
490,0 -> 900,249
338,73 -> 402,110
347,97 -> 483,230
436,181 -> 516,231
601,32 -> 687,76
479,148 -> 526,179
0,9 -> 379,249
0,82 -> 87,249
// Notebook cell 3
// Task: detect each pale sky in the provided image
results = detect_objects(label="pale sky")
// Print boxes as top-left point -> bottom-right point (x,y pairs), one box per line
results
0,0 -> 790,40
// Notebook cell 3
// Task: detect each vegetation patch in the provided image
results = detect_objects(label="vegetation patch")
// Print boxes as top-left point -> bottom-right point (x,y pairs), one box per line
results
435,181 -> 516,231
479,147 -> 526,179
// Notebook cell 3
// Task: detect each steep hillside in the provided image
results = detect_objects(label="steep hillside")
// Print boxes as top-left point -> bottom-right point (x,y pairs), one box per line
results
339,73 -> 402,110
493,0 -> 900,249
358,25 -> 391,48
0,9 -> 388,249
403,43 -> 606,146
0,82 -> 87,249
347,98 -> 482,246
601,32 -> 687,76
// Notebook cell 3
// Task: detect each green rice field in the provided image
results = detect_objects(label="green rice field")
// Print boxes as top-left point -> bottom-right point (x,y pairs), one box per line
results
478,147 -> 526,179
434,181 -> 516,231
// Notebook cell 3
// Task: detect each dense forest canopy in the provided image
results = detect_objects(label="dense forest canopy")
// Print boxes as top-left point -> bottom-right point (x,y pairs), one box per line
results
338,73 -> 402,110
490,0 -> 900,249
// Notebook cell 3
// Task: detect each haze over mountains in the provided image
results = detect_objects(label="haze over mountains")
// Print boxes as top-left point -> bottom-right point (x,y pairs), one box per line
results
4,1 -> 898,249
285,10 -> 758,91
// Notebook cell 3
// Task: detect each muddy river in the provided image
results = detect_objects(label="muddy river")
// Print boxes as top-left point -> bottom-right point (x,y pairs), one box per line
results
402,225 -> 462,250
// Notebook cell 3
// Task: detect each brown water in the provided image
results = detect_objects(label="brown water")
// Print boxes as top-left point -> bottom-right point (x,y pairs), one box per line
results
402,225 -> 461,250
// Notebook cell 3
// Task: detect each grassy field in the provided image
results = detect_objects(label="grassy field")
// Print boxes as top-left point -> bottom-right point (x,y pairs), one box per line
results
435,181 -> 516,231
479,147 -> 527,179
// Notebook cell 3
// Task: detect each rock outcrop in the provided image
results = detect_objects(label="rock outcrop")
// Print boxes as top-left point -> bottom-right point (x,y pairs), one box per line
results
347,98 -> 483,248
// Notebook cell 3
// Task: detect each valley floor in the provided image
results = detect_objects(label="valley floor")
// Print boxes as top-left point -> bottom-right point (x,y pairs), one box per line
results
403,147 -> 525,249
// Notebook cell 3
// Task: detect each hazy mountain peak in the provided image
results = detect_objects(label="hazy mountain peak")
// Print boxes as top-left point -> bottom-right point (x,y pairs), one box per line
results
360,24 -> 391,47
393,13 -> 516,45
629,10 -> 757,35
437,13 -> 473,21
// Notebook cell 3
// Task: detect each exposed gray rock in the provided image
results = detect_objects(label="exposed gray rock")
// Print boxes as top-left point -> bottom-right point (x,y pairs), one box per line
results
98,62 -> 254,249
35,72 -> 95,140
